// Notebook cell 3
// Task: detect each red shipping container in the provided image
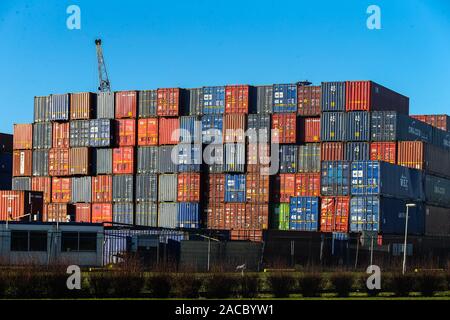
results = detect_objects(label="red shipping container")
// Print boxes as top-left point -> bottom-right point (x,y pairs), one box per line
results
75,203 -> 91,223
52,122 -> 70,148
13,123 -> 33,150
116,119 -> 136,146
224,114 -> 246,143
273,174 -> 296,203
31,177 -> 52,203
321,142 -> 344,161
69,147 -> 90,175
245,203 -> 269,229
92,203 -> 113,225
320,197 -> 350,232
225,203 -> 246,229
137,118 -> 158,146
51,177 -> 71,203
300,118 -> 321,143
112,147 -> 134,174
207,174 -> 225,203
92,175 -> 113,202
225,85 -> 249,114
206,202 -> 225,229
48,148 -> 70,176
158,117 -> 179,145
295,173 -> 320,197
246,173 -> 269,203
247,143 -> 270,174
157,88 -> 180,116
12,150 -> 32,177
45,203 -> 74,222
71,92 -> 96,120
115,91 -> 137,118
230,229 -> 263,242
272,113 -> 297,144
177,173 -> 201,202
0,190 -> 43,221
370,142 -> 397,164
297,85 -> 321,116
411,114 -> 450,131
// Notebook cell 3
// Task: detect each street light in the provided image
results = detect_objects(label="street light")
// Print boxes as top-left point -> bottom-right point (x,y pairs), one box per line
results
402,203 -> 416,275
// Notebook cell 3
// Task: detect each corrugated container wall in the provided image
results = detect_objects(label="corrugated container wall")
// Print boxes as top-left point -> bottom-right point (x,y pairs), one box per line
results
370,142 -> 396,164
246,173 -> 269,203
32,123 -> 52,149
346,111 -> 370,141
49,94 -> 70,121
112,147 -> 134,175
206,174 -> 225,203
45,203 -> 74,222
248,114 -> 270,144
136,174 -> 158,202
13,124 -> 33,150
411,114 -> 450,131
321,82 -> 346,112
297,85 -> 321,116
158,146 -> 178,173
224,143 -> 245,173
90,119 -> 114,147
71,176 -> 92,203
92,203 -> 113,224
31,177 -> 52,203
424,175 -> 450,208
224,114 -> 246,143
158,203 -> 178,228
159,117 -> 179,145
256,86 -> 273,114
298,144 -> 321,173
322,142 -> 344,161
138,90 -> 157,117
289,197 -> 319,231
425,206 -> 450,236
157,88 -> 181,116
75,203 -> 91,223
321,161 -> 350,196
188,88 -> 203,116
97,92 -> 115,119
202,114 -> 223,144
137,118 -> 158,146
295,173 -> 321,197
272,113 -> 297,144
345,142 -> 370,161
177,144 -> 202,172
225,174 -> 246,203
137,146 -> 158,174
273,174 -> 296,202
70,92 -> 96,119
113,203 -> 134,225
69,147 -> 90,175
13,150 -> 32,177
34,96 -> 50,123
135,202 -> 158,227
48,148 -> 70,176
0,191 -> 44,221
178,202 -> 201,229
320,197 -> 350,232
112,175 -> 134,202
70,120 -> 90,147
272,203 -> 290,230
51,177 -> 71,203
279,145 -> 298,173
300,118 -> 320,143
180,116 -> 201,143
12,177 -> 31,191
321,112 -> 346,141
91,175 -> 113,203
202,86 -> 225,114
32,149 -> 49,176
115,91 -> 137,119
116,119 -> 136,146
52,122 -> 70,148
273,84 -> 297,113
225,85 -> 249,114
95,148 -> 112,175
158,174 -> 177,202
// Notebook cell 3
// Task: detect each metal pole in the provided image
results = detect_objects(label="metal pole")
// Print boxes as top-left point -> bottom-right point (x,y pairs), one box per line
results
402,206 -> 410,275
370,235 -> 374,266
207,238 -> 211,272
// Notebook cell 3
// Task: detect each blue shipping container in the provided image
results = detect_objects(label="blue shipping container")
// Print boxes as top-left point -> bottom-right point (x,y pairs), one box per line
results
179,116 -> 202,143
321,161 -> 350,196
202,86 -> 225,114
351,161 -> 424,200
273,84 -> 297,113
178,202 -> 200,229
177,144 -> 202,172
321,82 -> 346,112
202,114 -> 223,144
90,119 -> 114,147
345,142 -> 370,161
225,174 -> 246,203
350,196 -> 425,235
321,112 -> 346,141
279,145 -> 298,173
289,197 -> 319,231
431,127 -> 450,151
346,111 -> 370,141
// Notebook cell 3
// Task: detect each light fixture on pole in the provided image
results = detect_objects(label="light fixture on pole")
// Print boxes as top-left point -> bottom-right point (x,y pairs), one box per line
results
402,203 -> 416,275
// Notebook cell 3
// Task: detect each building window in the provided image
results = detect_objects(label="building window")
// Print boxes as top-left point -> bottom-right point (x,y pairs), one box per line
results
61,232 -> 97,252
11,231 -> 47,252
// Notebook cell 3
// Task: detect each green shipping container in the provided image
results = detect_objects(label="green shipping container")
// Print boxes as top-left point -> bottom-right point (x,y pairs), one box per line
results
272,203 -> 290,230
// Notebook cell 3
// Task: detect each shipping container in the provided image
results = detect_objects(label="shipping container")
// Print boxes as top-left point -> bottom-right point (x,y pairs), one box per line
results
371,111 -> 433,142
92,203 -> 113,224
92,175 -> 113,203
49,93 -> 70,121
370,142 -> 397,164
178,202 -> 200,228
34,96 -> 50,123
300,118 -> 320,143
321,142 -> 344,161
345,142 -> 370,161
51,177 -> 71,203
245,203 -> 269,229
0,173 -> 11,190
321,82 -> 346,112
113,203 -> 134,225
0,190 -> 43,221
179,116 -> 202,143
289,197 -> 319,231
279,145 -> 298,173
205,144 -> 224,173
158,202 -> 178,228
272,113 -> 297,144
90,119 -> 114,147
0,133 -> 13,153
224,143 -> 245,173
298,144 -> 321,173
295,173 -> 321,197
137,146 -> 158,174
157,88 -> 182,116
256,85 -> 273,114
95,148 -> 112,174
424,205 -> 450,236
206,174 -> 225,203
431,127 -> 450,151
346,111 -> 370,141
32,123 -> 52,149
115,91 -> 137,118
158,146 -> 178,173
137,118 -> 158,146
177,173 -> 201,202
223,114 -> 246,143
70,120 -> 90,147
75,203 -> 91,223
31,177 -> 52,203
297,85 -> 321,116
96,92 -> 115,119
71,176 -> 92,203
320,197 -> 350,233
187,88 -> 203,116
45,203 -> 74,222
321,161 -> 350,196
411,114 -> 450,131
351,161 -> 424,200
135,174 -> 158,202
158,174 -> 177,202
69,147 -> 90,175
177,143 -> 202,172
206,202 -> 225,229
115,118 -> 136,146
345,81 -> 409,113
273,84 -> 297,113
350,196 -> 424,235
247,143 -> 270,174
424,175 -> 450,208
112,147 -> 134,174
135,202 -> 158,227
321,112 -> 346,141
272,203 -> 290,230
224,203 -> 246,229
225,174 -> 246,203
0,153 -> 11,174
138,90 -> 157,118
13,150 -> 32,177
247,114 -> 270,144
12,177 -> 31,191
13,124 -> 33,150
201,114 -> 223,144
246,173 -> 269,203
202,86 -> 225,114
273,174 -> 296,203
230,229 -> 263,242
52,122 -> 70,148
112,175 -> 134,202
32,149 -> 49,176
225,85 -> 250,114
159,117 -> 180,145
70,92 -> 96,119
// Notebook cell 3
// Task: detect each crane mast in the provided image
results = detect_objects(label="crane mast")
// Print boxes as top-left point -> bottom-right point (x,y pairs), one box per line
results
95,39 -> 111,92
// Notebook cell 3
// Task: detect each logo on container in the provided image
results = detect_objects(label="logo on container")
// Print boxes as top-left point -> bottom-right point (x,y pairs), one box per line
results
408,126 -> 422,138
400,175 -> 409,189
434,186 -> 446,195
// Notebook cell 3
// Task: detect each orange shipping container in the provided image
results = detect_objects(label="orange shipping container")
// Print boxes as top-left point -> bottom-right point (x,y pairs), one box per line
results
295,173 -> 321,197
52,122 -> 70,148
230,229 -> 263,242
112,147 -> 134,174
116,119 -> 136,146
44,203 -> 74,222
224,114 -> 246,143
137,118 -> 158,146
51,177 -> 71,203
12,150 -> 32,177
225,203 -> 246,229
31,177 -> 52,203
370,142 -> 397,164
157,88 -> 180,116
13,123 -> 33,149
246,173 -> 269,203
69,147 -> 90,175
206,202 -> 225,230
272,113 -> 297,144
225,85 -> 249,114
92,175 -> 113,202
207,174 -> 225,203
91,203 -> 113,225
49,148 -> 70,176
158,117 -> 179,145
70,92 -> 96,120
247,143 -> 270,174
301,118 -> 321,143
273,174 -> 296,203
320,197 -> 350,233
397,141 -> 450,176
75,203 -> 91,222
177,173 -> 201,202
115,91 -> 137,118
297,85 -> 321,116
321,142 -> 344,161
0,190 -> 43,221
411,114 -> 450,131
245,203 -> 269,229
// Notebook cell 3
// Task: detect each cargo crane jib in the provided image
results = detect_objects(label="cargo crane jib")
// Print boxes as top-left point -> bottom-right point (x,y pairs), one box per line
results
95,39 -> 111,92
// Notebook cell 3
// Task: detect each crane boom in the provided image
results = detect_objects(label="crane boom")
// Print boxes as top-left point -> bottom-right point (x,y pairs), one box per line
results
95,39 -> 111,92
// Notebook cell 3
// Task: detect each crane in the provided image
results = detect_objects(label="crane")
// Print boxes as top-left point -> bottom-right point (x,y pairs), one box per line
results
95,39 -> 111,92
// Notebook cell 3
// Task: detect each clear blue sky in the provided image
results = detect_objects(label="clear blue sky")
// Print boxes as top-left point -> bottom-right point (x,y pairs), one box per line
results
0,0 -> 449,133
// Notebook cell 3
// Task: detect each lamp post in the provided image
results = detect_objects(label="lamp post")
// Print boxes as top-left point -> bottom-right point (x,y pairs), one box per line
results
402,203 -> 416,275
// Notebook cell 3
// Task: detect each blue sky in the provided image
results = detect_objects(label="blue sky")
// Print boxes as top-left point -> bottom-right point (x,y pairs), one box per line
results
0,0 -> 449,133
